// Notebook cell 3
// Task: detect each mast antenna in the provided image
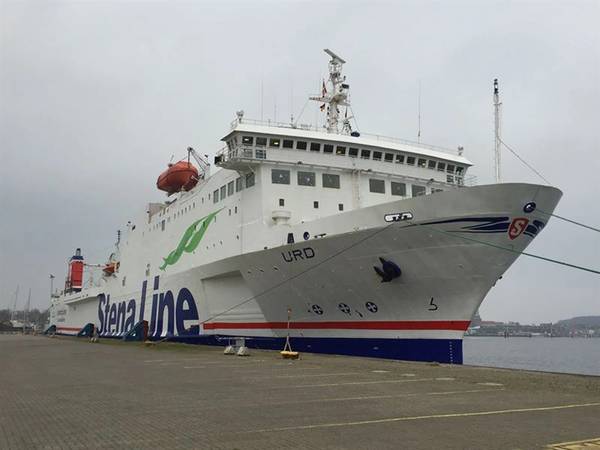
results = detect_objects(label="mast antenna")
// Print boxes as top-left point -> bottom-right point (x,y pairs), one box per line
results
310,49 -> 351,134
418,80 -> 422,143
494,78 -> 502,183
11,285 -> 19,322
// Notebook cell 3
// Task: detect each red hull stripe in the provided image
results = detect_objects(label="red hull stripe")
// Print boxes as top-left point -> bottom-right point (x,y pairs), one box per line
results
203,321 -> 470,331
56,326 -> 81,332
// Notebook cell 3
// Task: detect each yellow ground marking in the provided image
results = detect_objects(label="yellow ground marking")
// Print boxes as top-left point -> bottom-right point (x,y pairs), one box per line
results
244,402 -> 600,433
547,437 -> 600,449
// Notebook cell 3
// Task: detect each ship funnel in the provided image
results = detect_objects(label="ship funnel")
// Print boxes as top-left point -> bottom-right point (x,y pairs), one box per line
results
66,248 -> 84,293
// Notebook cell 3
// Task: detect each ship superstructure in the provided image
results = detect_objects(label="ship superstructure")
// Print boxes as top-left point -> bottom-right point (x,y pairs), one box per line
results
48,50 -> 561,363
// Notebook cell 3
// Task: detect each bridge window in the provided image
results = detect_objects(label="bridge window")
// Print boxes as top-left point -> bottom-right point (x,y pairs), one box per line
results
407,156 -> 416,165
220,185 -> 227,199
323,144 -> 334,153
447,164 -> 455,173
269,138 -> 280,148
298,171 -> 316,187
242,136 -> 254,146
384,153 -> 394,162
236,177 -> 244,192
245,172 -> 255,187
396,154 -> 405,164
369,179 -> 385,194
296,141 -> 307,150
256,137 -> 267,146
361,149 -> 371,159
418,158 -> 427,168
373,151 -> 382,161
456,166 -> 464,175
310,142 -> 321,152
336,146 -> 346,155
428,160 -> 437,169
349,147 -> 358,157
213,189 -> 219,203
255,148 -> 266,159
283,139 -> 294,149
412,185 -> 426,197
323,173 -> 340,189
391,182 -> 406,196
437,162 -> 446,172
272,169 -> 290,185
227,181 -> 234,196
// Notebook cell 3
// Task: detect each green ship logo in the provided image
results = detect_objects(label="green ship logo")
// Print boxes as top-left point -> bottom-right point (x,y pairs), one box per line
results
159,208 -> 223,270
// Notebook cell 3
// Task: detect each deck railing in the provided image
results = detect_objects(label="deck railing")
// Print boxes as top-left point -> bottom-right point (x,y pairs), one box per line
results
230,117 -> 462,156
215,145 -> 477,187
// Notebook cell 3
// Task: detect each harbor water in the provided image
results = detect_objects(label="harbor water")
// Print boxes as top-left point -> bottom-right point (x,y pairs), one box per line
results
463,336 -> 600,376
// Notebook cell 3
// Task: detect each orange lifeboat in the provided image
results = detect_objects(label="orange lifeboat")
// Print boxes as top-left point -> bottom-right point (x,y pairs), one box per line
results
156,161 -> 199,195
103,261 -> 119,275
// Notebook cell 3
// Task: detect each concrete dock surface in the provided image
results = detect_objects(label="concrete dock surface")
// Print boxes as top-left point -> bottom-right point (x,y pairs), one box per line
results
0,334 -> 599,450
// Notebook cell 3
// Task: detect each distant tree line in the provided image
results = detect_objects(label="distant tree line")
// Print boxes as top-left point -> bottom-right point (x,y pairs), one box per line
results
0,309 -> 49,327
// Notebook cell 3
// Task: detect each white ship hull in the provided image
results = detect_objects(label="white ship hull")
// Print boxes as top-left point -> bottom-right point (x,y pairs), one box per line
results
49,183 -> 561,363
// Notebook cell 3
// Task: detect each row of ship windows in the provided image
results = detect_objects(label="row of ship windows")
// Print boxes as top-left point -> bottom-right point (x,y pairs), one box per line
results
150,201 -> 198,231
271,169 -> 340,188
149,174 -> 257,229
213,172 -> 256,203
230,135 -> 465,175
146,176 -> 437,234
269,169 -> 441,196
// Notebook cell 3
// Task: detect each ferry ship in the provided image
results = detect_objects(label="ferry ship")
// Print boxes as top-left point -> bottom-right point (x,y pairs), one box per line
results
48,50 -> 562,363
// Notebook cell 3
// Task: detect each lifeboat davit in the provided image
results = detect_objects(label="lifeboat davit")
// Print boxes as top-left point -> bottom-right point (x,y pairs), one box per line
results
156,161 -> 199,195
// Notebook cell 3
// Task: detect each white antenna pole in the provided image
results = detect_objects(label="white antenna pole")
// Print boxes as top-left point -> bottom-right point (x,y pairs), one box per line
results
418,80 -> 422,143
260,78 -> 264,121
25,288 -> 31,329
494,78 -> 502,183
11,285 -> 19,321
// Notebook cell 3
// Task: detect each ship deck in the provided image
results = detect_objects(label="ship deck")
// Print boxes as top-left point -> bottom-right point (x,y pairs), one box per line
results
1,334 -> 599,449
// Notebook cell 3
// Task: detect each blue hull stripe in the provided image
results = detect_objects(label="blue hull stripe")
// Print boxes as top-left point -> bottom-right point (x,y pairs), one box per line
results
170,335 -> 464,364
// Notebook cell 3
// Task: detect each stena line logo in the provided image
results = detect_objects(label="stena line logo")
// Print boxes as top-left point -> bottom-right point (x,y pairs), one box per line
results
160,209 -> 222,270
508,218 -> 529,240
97,276 -> 200,337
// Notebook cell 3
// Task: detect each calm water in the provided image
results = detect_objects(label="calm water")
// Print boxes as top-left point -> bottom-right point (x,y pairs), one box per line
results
463,337 -> 600,376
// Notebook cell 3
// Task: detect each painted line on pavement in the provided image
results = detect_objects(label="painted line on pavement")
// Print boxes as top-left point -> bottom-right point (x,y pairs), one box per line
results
281,377 -> 438,388
244,402 -> 600,433
261,387 -> 506,407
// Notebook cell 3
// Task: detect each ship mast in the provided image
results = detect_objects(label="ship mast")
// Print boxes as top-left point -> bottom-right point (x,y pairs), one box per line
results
310,49 -> 351,134
493,78 -> 502,183
11,285 -> 19,322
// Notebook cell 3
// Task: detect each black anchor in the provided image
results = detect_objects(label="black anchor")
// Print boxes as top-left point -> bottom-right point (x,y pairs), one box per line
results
373,257 -> 402,282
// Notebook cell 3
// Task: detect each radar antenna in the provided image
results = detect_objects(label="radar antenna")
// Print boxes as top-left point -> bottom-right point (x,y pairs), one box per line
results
310,49 -> 351,134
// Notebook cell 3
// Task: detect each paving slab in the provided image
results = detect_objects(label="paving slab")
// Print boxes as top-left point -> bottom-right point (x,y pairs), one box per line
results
0,334 -> 598,449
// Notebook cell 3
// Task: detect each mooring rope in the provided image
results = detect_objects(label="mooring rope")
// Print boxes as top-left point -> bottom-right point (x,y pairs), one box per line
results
197,218 -> 599,325
536,209 -> 600,234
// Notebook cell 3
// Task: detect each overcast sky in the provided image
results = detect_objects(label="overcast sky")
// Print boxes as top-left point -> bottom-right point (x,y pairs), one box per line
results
1,0 -> 598,323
